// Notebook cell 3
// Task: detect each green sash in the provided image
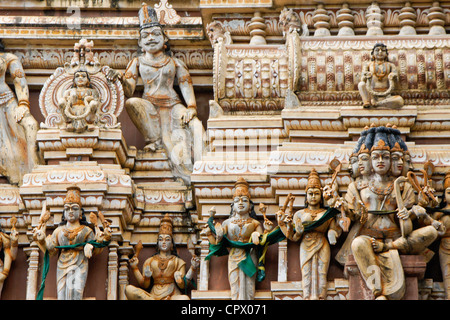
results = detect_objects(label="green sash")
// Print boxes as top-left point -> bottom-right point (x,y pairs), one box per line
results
205,207 -> 338,282
36,240 -> 110,300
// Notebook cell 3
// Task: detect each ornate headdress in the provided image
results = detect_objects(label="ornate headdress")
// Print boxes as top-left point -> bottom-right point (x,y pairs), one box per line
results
159,213 -> 173,236
64,185 -> 82,206
234,177 -> 251,198
138,2 -> 161,31
306,168 -> 322,191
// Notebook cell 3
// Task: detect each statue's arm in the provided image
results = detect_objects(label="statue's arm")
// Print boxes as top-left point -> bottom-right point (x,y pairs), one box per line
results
174,58 -> 196,109
122,58 -> 139,97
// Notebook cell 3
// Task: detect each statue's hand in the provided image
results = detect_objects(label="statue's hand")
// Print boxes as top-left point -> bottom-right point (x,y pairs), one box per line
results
106,69 -> 122,82
84,243 -> 94,259
129,256 -> 139,269
14,105 -> 30,123
251,231 -> 261,245
182,107 -> 197,125
191,256 -> 200,270
215,223 -> 223,242
327,229 -> 337,245
33,228 -> 46,242
397,207 -> 410,220
362,71 -> 372,80
143,265 -> 152,279
10,228 -> 19,243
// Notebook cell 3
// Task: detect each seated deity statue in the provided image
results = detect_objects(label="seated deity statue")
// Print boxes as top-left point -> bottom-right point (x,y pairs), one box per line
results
358,43 -> 404,109
333,125 -> 440,299
58,68 -> 101,133
107,3 -> 205,185
33,186 -> 111,300
277,169 -> 342,300
125,214 -> 199,300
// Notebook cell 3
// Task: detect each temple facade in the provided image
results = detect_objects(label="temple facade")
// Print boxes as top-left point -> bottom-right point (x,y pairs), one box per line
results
0,0 -> 449,300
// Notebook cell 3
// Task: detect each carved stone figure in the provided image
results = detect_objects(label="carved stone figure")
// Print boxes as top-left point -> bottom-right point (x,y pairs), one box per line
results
125,214 -> 199,300
0,41 -> 40,184
70,39 -> 99,68
40,39 -> 124,131
358,43 -> 404,109
58,68 -> 101,133
277,169 -> 341,300
107,3 -> 205,184
433,172 -> 450,299
203,177 -> 274,300
33,186 -> 111,300
0,216 -> 18,298
206,21 -> 232,45
339,126 -> 439,299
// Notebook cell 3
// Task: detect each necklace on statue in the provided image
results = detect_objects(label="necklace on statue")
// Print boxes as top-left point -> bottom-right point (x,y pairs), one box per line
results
304,208 -> 324,220
373,61 -> 388,80
141,54 -> 171,68
369,180 -> 394,201
156,255 -> 173,271
63,225 -> 84,243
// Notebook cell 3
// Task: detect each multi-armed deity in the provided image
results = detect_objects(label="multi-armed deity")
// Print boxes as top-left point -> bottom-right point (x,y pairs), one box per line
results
125,214 -> 199,300
332,125 -> 442,299
32,186 -> 111,300
277,169 -> 342,300
202,177 -> 283,300
107,3 -> 205,184
358,43 -> 404,109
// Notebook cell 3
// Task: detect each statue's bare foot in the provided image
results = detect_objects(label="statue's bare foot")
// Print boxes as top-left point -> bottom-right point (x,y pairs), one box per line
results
143,141 -> 162,152
371,237 -> 386,253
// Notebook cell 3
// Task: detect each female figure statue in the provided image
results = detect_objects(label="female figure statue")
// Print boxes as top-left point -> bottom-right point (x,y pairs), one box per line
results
0,41 -> 40,184
203,177 -> 273,300
358,43 -> 404,109
106,3 -> 205,184
125,214 -> 199,300
59,69 -> 101,133
0,217 -> 18,298
33,186 -> 111,300
277,169 -> 341,300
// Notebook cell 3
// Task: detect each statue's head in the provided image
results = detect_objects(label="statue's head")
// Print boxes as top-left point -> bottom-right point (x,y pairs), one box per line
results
138,3 -> 171,56
305,169 -> 323,207
157,214 -> 177,254
61,185 -> 85,225
390,143 -> 404,177
357,144 -> 373,176
371,43 -> 389,62
232,177 -> 252,216
73,69 -> 91,88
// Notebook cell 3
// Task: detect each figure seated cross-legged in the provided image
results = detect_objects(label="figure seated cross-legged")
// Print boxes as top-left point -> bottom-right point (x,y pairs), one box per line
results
358,43 -> 404,109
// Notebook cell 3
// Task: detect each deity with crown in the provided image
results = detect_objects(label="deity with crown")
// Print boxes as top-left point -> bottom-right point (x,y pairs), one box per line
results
202,177 -> 275,300
125,214 -> 199,300
333,125 -> 441,299
107,3 -> 205,185
32,186 -> 111,300
277,169 -> 342,300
